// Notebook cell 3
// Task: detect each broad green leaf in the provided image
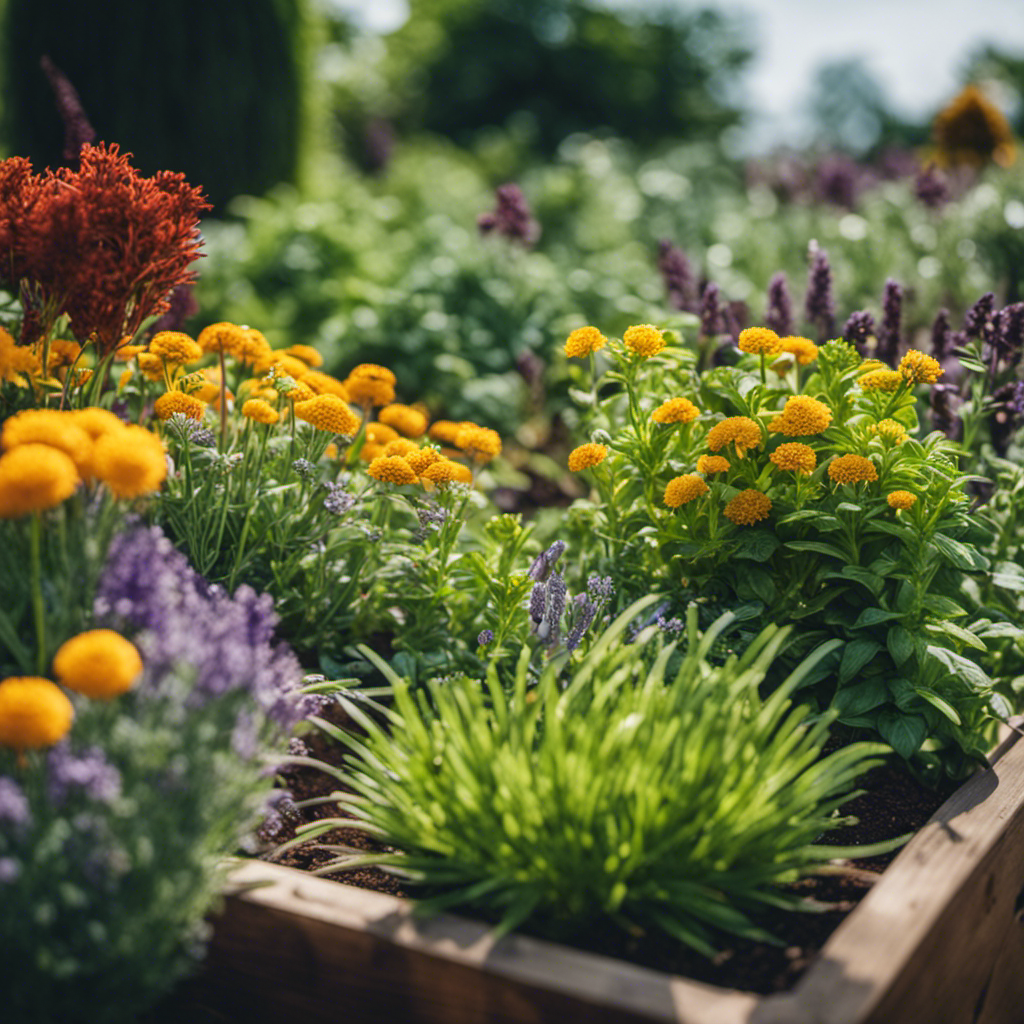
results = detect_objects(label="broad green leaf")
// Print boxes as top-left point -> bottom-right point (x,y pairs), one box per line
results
915,688 -> 961,725
833,678 -> 889,717
925,646 -> 992,691
876,709 -> 928,758
839,639 -> 882,683
732,530 -> 780,562
924,620 -> 987,652
786,540 -> 847,560
854,608 -> 902,628
931,533 -> 989,572
887,624 -> 915,667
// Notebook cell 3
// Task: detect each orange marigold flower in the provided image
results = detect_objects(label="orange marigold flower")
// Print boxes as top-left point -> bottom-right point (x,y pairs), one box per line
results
54,629 -> 143,700
769,442 -> 817,474
154,391 -> 207,421
379,403 -> 428,438
828,454 -> 879,485
663,474 -> 708,508
0,444 -> 80,517
567,443 -> 609,472
898,349 -> 943,385
723,489 -> 772,526
242,399 -> 280,425
405,447 -> 444,474
623,324 -> 666,359
768,395 -> 833,436
696,454 -> 730,475
858,369 -> 904,393
738,326 -> 783,356
706,416 -> 762,457
285,344 -> 324,368
455,424 -> 502,461
652,397 -> 699,425
564,326 -> 608,359
780,336 -> 819,365
0,676 -> 74,749
150,331 -> 201,365
300,369 -> 350,400
91,425 -> 167,498
294,395 -> 361,436
198,321 -> 247,357
887,490 -> 917,510
367,455 -> 418,486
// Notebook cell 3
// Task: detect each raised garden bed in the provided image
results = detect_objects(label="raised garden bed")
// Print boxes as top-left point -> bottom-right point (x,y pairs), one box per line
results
180,726 -> 1024,1024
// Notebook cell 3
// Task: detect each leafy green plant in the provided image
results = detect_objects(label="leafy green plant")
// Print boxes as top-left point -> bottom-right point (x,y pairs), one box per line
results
286,601 -> 889,956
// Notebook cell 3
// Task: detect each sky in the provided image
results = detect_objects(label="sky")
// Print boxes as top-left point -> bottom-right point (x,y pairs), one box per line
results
326,0 -> 1024,148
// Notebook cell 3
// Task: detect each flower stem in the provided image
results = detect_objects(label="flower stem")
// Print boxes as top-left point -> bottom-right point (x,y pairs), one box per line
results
30,512 -> 46,674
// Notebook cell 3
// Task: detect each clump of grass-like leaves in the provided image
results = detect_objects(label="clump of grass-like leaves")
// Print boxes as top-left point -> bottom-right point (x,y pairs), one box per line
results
296,597 -> 889,955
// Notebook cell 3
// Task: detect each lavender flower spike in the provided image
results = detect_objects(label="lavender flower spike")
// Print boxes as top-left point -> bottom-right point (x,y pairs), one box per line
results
804,244 -> 835,340
843,311 -> 876,356
700,282 -> 725,339
657,240 -> 698,313
40,55 -> 96,161
478,184 -> 540,248
877,279 -> 903,366
765,272 -> 793,337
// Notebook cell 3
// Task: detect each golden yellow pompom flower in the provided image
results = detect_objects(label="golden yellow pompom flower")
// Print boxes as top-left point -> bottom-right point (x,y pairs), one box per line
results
859,359 -> 886,373
738,327 -> 783,356
869,419 -> 908,444
300,370 -> 350,400
344,369 -> 396,408
663,474 -> 709,508
114,343 -> 146,362
696,454 -> 730,475
285,344 -> 324,368
567,443 -> 609,472
934,84 -> 1016,169
359,441 -> 385,462
294,395 -> 361,436
54,630 -> 143,700
237,329 -> 273,367
769,442 -> 817,474
887,490 -> 918,510
382,438 -> 419,458
0,445 -> 80,517
72,408 -> 127,441
828,454 -> 879,485
367,456 -> 418,486
623,324 -> 666,359
898,349 -> 944,385
367,423 -> 400,445
150,331 -> 202,365
651,397 -> 699,425
706,417 -> 762,458
0,677 -> 74,749
242,399 -> 280,425
379,403 -> 429,438
768,395 -> 833,436
780,336 -> 819,365
282,380 -> 316,404
45,339 -> 83,370
198,321 -> 248,357
91,426 -> 167,498
154,391 -> 207,421
405,447 -> 444,474
428,420 -> 463,445
723,489 -> 772,526
421,459 -> 462,487
257,353 -> 309,380
859,369 -> 904,393
1,409 -> 93,476
455,424 -> 502,461
564,326 -> 608,359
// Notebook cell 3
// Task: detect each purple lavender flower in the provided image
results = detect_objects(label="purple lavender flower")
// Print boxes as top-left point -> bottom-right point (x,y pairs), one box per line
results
804,245 -> 835,340
587,575 -> 614,600
292,457 -> 315,478
0,858 -> 20,883
47,744 -> 122,806
657,615 -> 685,636
566,599 -> 598,652
529,583 -> 547,625
146,283 -> 199,338
843,311 -> 876,356
965,292 -> 998,343
700,282 -> 725,339
40,55 -> 95,161
478,184 -> 540,247
815,153 -> 861,209
537,571 -> 567,646
998,302 -> 1024,365
930,383 -> 962,440
0,776 -> 30,829
477,629 -> 494,646
931,308 -> 953,360
324,483 -> 356,516
657,240 -> 698,313
765,273 -> 793,337
915,163 -> 950,209
528,540 -> 566,582
877,279 -> 903,366
416,504 -> 447,531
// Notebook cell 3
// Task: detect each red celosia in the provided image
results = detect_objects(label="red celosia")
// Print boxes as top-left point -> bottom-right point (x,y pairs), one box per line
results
0,144 -> 210,354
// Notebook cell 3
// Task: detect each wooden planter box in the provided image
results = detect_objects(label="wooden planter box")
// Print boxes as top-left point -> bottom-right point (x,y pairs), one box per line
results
189,728 -> 1024,1024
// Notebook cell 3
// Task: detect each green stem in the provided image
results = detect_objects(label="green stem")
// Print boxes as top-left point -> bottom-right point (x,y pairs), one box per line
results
30,513 -> 45,675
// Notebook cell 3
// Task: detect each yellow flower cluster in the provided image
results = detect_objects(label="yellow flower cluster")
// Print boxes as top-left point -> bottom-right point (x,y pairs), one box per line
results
286,344 -> 323,368
299,369 -> 350,399
345,364 -> 396,408
198,321 -> 249,357
780,336 -> 819,365
768,395 -> 833,436
859,369 -> 904,393
242,399 -> 280,425
651,397 -> 699,425
723,489 -> 772,526
706,417 -> 762,458
455,424 -> 502,462
567,443 -> 609,472
828,454 -> 878,485
150,331 -> 202,365
769,442 -> 817,474
0,676 -> 74,749
869,419 -> 908,444
738,327 -> 783,356
2,409 -> 93,475
623,324 -> 666,359
663,474 -> 708,508
0,445 -> 80,517
154,391 -> 207,421
383,437 -> 418,458
428,420 -> 462,445
294,395 -> 362,436
696,454 -> 729,475
898,349 -> 943,385
92,426 -> 168,498
564,326 -> 608,359
887,490 -> 917,510
366,455 -> 419,485
379,403 -> 429,438
405,447 -> 444,475
54,629 -> 143,699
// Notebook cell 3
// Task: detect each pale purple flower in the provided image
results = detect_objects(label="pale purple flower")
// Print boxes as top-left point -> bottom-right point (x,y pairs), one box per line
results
528,540 -> 566,582
843,311 -> 876,356
478,184 -> 540,247
877,279 -> 903,366
324,483 -> 355,516
0,857 -> 20,883
765,273 -> 793,337
657,240 -> 698,313
587,575 -> 614,600
915,163 -> 950,209
804,246 -> 835,340
47,744 -> 122,806
477,629 -> 494,646
700,282 -> 725,339
0,776 -> 30,828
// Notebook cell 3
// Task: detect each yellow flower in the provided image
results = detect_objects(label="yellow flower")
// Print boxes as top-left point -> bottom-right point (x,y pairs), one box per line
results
300,369 -> 350,400
663,474 -> 708,508
324,442 -> 340,459
455,424 -> 502,462
567,443 -> 609,472
383,438 -> 419,458
780,336 -> 819,365
887,490 -> 918,510
198,321 -> 248,357
359,441 -> 385,462
898,349 -> 944,385
137,352 -> 166,382
91,426 -> 167,498
448,461 -> 474,485
696,454 -> 730,475
421,459 -> 463,488
0,445 -> 80,517
828,454 -> 879,485
428,420 -> 463,445
283,380 -> 316,404
1,409 -> 93,476
623,324 -> 666,359
869,419 -> 908,444
706,417 -> 762,458
257,352 -> 309,379
738,327 -> 783,356
769,442 -> 817,474
564,326 -> 608,359
859,369 -> 904,393
72,408 -> 127,440
45,339 -> 83,370
154,391 -> 207,421
367,423 -> 400,446
723,489 -> 772,526
242,399 -> 280,425
651,397 -> 699,425
0,677 -> 74,749
345,363 -> 397,407
285,344 -> 324,368
768,395 -> 833,436
859,359 -> 886,373
150,331 -> 202,365
367,456 -> 418,485
294,395 -> 361,436
53,630 -> 143,700
114,343 -> 146,362
379,403 -> 429,438
405,447 -> 444,474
